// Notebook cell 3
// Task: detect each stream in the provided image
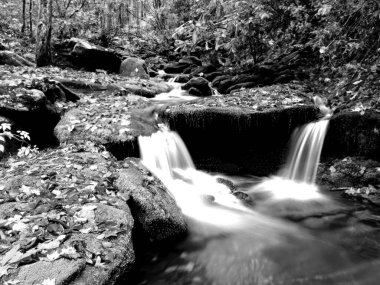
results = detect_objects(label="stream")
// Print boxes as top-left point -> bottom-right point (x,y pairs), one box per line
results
126,85 -> 380,285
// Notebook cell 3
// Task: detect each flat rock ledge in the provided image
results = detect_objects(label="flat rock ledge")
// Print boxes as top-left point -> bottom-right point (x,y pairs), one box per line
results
0,145 -> 186,285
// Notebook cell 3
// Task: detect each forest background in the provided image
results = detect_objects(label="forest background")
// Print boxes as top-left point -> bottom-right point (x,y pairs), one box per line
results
0,0 -> 380,105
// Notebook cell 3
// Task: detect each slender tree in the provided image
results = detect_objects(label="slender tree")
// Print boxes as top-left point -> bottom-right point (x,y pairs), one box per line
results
35,0 -> 53,66
21,0 -> 26,33
29,0 -> 33,37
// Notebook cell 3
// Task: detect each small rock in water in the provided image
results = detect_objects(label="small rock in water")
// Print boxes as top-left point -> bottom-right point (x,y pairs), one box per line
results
233,191 -> 255,206
201,194 -> 215,204
216,177 -> 236,192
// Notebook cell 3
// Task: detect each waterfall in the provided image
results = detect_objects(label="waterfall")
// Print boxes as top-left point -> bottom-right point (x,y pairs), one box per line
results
138,126 -> 264,230
280,118 -> 329,184
248,116 -> 331,204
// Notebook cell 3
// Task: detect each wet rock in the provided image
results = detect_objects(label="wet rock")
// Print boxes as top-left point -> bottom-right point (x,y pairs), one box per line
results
54,97 -> 162,159
163,62 -> 191,74
0,147 -> 135,285
203,72 -> 223,82
53,38 -> 122,73
0,50 -> 34,67
190,64 -> 217,76
216,177 -> 236,192
148,69 -> 159,77
213,77 -> 234,94
324,111 -> 380,160
183,77 -> 212,97
187,87 -> 202,97
6,259 -> 86,285
160,104 -> 318,175
212,75 -> 231,86
120,57 -> 149,79
233,191 -> 254,206
174,74 -> 191,83
116,159 -> 188,242
67,204 -> 135,285
226,82 -> 258,94
179,56 -> 202,66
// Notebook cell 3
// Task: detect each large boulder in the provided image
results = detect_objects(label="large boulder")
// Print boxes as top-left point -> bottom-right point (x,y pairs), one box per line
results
158,88 -> 319,175
54,94 -> 160,159
0,50 -> 34,67
0,146 -> 135,285
116,159 -> 188,242
183,77 -> 212,97
119,57 -> 149,79
53,38 -> 122,73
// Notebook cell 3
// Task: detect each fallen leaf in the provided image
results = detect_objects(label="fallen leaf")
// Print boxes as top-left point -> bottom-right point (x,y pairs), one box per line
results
37,278 -> 56,285
0,265 -> 10,277
94,256 -> 105,267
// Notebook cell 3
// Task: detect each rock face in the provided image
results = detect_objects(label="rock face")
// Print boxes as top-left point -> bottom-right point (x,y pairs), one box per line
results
54,96 -> 160,159
120,57 -> 149,79
183,77 -> 212,96
0,50 -> 34,67
0,147 -> 136,285
53,38 -> 122,73
323,111 -> 380,160
0,145 -> 187,284
116,159 -> 188,242
159,96 -> 319,175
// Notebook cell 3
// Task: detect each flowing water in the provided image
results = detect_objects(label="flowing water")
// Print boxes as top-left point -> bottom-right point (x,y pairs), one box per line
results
134,121 -> 380,285
152,78 -> 199,104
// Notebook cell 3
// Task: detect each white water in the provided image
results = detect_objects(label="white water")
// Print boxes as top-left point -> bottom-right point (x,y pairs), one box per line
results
247,117 -> 330,205
134,104 -> 380,284
152,80 -> 199,103
138,126 -> 290,231
280,119 -> 329,184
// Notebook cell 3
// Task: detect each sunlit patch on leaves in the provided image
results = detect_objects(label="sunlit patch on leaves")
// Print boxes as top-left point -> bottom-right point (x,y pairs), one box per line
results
37,278 -> 56,285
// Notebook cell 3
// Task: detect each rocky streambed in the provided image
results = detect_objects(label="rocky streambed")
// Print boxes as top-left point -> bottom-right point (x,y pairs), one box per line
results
0,61 -> 380,284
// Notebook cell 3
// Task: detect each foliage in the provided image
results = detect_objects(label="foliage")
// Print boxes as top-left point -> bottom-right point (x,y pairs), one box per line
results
0,123 -> 39,158
168,0 -> 380,67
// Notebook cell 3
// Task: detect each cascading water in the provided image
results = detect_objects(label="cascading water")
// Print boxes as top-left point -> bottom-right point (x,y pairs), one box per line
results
134,116 -> 380,285
247,112 -> 331,204
152,76 -> 198,103
138,125 -> 267,230
280,118 -> 329,184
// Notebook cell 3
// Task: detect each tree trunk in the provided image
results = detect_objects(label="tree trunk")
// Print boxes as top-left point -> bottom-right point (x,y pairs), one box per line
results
21,0 -> 26,33
29,0 -> 33,37
35,0 -> 53,67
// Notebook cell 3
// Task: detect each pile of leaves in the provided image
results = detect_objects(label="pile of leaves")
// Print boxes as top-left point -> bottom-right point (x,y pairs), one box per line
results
0,144 -> 128,280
